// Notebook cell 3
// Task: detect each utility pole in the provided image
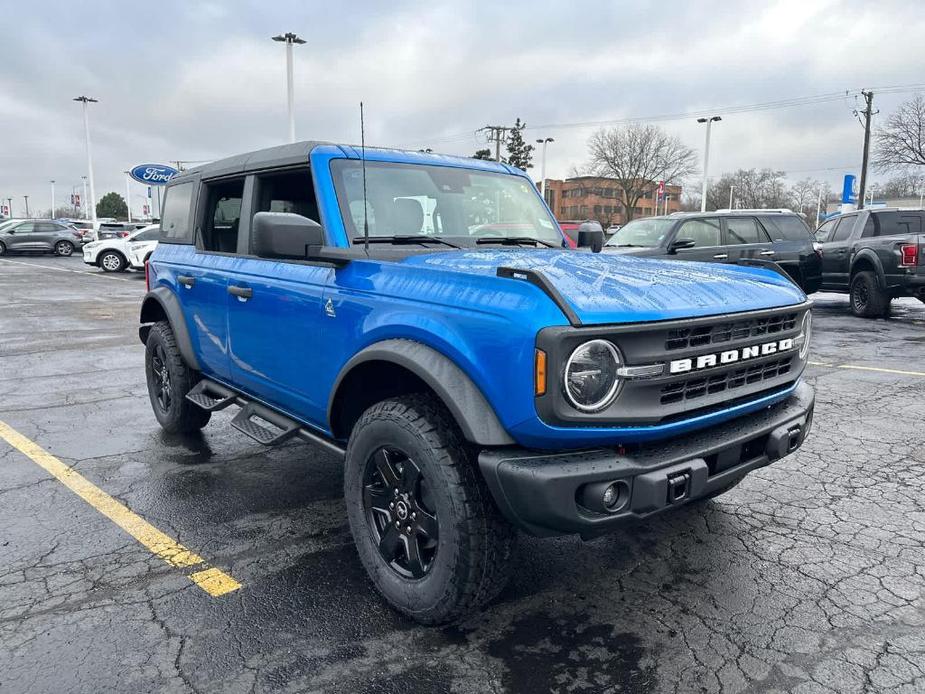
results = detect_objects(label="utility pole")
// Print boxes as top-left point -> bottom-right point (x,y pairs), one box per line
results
74,96 -> 98,223
536,137 -> 554,200
697,116 -> 722,212
272,32 -> 306,143
856,90 -> 875,211
481,125 -> 511,162
50,180 -> 55,218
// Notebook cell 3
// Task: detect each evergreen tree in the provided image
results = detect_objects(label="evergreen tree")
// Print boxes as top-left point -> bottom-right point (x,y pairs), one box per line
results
96,192 -> 128,220
505,118 -> 534,170
472,148 -> 493,160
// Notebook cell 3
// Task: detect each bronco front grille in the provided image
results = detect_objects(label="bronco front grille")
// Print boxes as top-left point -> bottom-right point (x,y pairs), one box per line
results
665,312 -> 798,351
660,357 -> 794,405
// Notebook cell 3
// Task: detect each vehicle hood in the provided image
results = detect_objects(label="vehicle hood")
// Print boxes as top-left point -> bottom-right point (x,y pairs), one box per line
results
403,249 -> 805,325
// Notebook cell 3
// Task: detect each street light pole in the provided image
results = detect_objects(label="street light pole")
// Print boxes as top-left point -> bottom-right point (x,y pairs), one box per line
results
124,172 -> 132,223
74,96 -> 98,223
272,32 -> 306,143
697,116 -> 722,212
536,137 -> 554,201
24,195 -> 30,217
50,180 -> 55,218
728,184 -> 734,210
81,177 -> 88,220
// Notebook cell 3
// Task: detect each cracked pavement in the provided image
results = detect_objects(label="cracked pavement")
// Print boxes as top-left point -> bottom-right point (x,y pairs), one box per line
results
0,254 -> 923,693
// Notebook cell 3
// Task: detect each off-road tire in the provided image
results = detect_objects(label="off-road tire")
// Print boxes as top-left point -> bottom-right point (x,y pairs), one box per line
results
850,270 -> 890,318
54,241 -> 74,257
99,250 -> 126,272
144,321 -> 211,433
344,394 -> 516,625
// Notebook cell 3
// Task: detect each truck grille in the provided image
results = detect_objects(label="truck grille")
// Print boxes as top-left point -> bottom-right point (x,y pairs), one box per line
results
665,312 -> 798,351
660,357 -> 794,405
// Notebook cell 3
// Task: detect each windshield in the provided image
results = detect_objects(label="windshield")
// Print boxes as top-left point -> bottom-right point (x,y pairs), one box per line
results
604,218 -> 675,247
331,160 -> 564,246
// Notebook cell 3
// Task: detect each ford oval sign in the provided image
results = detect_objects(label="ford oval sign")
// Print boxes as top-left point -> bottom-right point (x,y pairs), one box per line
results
129,164 -> 180,186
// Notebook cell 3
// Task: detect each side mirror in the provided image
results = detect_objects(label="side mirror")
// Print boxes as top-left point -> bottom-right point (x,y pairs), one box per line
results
576,221 -> 604,253
252,212 -> 325,260
669,237 -> 696,253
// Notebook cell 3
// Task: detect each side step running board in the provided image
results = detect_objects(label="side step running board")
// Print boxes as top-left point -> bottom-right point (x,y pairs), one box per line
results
185,379 -> 345,457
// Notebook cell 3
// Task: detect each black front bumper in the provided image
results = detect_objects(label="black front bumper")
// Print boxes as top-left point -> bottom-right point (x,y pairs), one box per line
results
478,381 -> 814,538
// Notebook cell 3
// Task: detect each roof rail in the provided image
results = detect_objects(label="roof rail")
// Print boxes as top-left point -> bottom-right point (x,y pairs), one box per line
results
714,208 -> 794,214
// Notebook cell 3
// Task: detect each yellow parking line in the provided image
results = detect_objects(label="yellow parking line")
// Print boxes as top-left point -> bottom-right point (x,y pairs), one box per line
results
0,420 -> 241,597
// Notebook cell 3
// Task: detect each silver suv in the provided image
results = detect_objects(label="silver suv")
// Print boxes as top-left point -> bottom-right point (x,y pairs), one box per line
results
0,219 -> 84,257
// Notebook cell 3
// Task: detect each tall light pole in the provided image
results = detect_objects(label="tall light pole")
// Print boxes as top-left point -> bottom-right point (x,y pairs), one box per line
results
728,184 -> 734,210
124,172 -> 133,222
272,32 -> 306,143
697,116 -> 721,212
535,137 -> 554,202
81,176 -> 88,220
23,195 -> 30,217
50,180 -> 56,218
74,96 -> 98,223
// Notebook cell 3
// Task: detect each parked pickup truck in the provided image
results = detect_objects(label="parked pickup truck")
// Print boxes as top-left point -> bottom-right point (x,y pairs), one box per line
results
815,208 -> 925,317
139,142 -> 815,624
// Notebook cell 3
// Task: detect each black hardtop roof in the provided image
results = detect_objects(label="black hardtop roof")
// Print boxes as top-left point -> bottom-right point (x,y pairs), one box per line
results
174,140 -> 334,182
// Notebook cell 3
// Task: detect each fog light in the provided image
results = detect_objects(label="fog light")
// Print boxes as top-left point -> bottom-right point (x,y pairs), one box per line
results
602,483 -> 619,508
579,479 -> 630,514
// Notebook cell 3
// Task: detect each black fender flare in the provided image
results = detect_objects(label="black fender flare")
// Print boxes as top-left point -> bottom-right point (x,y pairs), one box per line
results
850,249 -> 887,288
138,287 -> 201,370
328,339 -> 515,446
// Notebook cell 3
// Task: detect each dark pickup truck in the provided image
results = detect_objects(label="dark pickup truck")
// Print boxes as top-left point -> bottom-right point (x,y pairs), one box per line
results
815,208 -> 925,317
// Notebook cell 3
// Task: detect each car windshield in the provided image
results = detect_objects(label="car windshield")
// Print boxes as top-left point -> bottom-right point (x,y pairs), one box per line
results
604,218 -> 675,247
331,160 -> 564,247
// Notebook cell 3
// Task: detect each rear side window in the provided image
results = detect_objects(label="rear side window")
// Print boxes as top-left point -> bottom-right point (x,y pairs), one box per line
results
160,182 -> 195,243
676,218 -> 721,247
35,222 -> 63,232
815,219 -> 837,242
725,217 -> 768,244
761,215 -> 811,241
872,211 -> 924,237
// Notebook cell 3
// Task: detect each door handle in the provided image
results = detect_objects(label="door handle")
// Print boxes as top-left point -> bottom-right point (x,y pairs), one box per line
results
177,275 -> 195,287
713,253 -> 728,260
228,285 -> 253,300
759,250 -> 776,256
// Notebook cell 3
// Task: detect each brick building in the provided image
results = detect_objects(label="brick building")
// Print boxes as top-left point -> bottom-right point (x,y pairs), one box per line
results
541,177 -> 682,227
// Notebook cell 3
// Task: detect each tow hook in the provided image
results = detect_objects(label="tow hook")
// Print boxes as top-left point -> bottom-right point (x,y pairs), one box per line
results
666,471 -> 691,504
786,424 -> 803,452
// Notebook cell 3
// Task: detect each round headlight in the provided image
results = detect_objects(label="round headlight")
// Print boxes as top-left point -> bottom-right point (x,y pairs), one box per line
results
799,312 -> 812,359
563,340 -> 622,412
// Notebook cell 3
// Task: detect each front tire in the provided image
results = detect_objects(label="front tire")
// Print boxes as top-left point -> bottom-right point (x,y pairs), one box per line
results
0,241 -> 5,256
850,270 -> 890,318
99,250 -> 126,272
344,394 -> 515,625
145,321 -> 211,433
54,241 -> 74,257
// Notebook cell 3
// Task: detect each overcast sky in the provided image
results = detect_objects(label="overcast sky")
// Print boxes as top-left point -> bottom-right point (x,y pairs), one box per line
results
2,0 -> 924,217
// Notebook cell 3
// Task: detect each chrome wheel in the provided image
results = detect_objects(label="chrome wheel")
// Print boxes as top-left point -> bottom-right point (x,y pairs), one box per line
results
100,252 -> 123,272
55,241 -> 73,256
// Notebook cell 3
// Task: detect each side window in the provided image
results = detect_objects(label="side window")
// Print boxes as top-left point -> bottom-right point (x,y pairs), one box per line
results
160,182 -> 195,243
832,215 -> 857,242
898,214 -> 923,235
136,228 -> 160,241
815,219 -> 837,242
676,218 -> 721,247
13,222 -> 35,233
200,178 -> 245,253
251,168 -> 322,252
762,215 -> 812,241
35,223 -> 61,233
862,215 -> 877,237
725,217 -> 767,245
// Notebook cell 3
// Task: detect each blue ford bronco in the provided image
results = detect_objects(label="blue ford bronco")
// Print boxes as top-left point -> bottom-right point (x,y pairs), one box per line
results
140,142 -> 814,624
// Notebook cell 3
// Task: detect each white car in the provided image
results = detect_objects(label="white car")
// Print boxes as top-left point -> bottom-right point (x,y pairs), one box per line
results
82,225 -> 160,272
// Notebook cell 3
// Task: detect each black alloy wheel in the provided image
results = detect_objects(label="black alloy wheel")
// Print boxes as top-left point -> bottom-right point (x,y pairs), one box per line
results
55,241 -> 74,256
150,343 -> 172,414
363,446 -> 439,579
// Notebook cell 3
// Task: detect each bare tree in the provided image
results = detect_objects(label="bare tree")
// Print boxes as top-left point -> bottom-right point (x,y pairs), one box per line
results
706,169 -> 790,210
789,177 -> 820,213
878,171 -> 923,198
586,124 -> 697,222
874,95 -> 925,170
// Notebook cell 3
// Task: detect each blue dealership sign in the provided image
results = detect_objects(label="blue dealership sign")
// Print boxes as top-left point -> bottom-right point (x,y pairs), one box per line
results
130,163 -> 180,186
841,174 -> 857,204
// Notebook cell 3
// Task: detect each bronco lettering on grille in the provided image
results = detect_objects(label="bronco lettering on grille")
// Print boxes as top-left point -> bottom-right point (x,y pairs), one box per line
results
669,338 -> 794,374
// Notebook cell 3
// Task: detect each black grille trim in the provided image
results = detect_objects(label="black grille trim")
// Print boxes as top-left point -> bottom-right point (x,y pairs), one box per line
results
660,357 -> 794,405
665,313 -> 798,351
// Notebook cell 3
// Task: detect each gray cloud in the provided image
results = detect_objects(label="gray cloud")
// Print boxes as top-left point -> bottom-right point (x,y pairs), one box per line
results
1,0 -> 923,217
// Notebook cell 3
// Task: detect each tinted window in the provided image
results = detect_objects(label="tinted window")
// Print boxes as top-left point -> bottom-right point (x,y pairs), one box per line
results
200,178 -> 245,253
604,218 -> 674,247
676,218 -> 721,247
13,222 -> 36,233
832,215 -> 857,242
862,215 -> 876,237
35,222 -> 63,232
725,217 -> 767,244
815,219 -> 837,242
160,182 -> 195,243
134,228 -> 160,241
872,211 -> 924,237
761,215 -> 812,241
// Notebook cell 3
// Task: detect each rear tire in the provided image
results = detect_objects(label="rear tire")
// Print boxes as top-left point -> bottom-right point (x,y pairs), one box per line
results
54,241 -> 74,257
145,321 -> 211,433
0,241 -> 5,255
850,270 -> 890,318
344,394 -> 515,625
99,250 -> 126,272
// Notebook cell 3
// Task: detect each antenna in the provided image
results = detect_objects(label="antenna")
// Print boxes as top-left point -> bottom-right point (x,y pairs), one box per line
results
360,101 -> 369,255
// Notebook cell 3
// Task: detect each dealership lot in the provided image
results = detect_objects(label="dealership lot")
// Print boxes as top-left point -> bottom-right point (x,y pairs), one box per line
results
1,256 -> 923,693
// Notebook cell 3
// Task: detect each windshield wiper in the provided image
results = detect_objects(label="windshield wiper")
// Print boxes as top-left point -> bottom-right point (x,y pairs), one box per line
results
476,236 -> 558,248
353,235 -> 461,249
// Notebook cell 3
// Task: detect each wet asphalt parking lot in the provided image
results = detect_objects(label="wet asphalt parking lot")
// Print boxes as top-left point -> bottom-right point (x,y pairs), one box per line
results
1,253 -> 924,694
